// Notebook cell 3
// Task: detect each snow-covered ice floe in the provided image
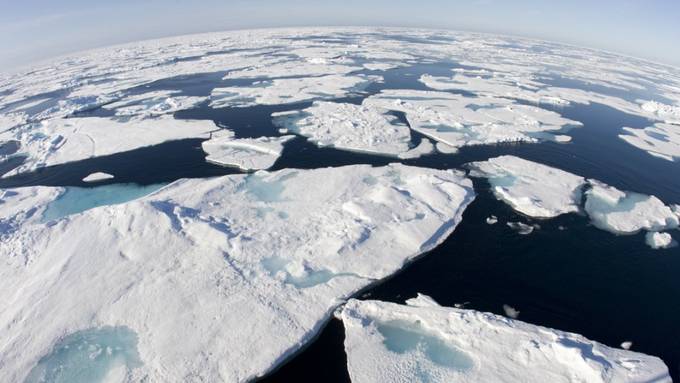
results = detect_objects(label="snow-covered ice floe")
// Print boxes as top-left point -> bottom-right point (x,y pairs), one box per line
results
467,155 -> 679,242
82,172 -> 114,182
466,155 -> 586,218
102,90 -> 206,119
0,116 -> 217,177
0,164 -> 475,382
201,130 -> 294,170
363,90 -> 581,150
273,101 -> 432,158
645,232 -> 676,250
340,295 -> 671,383
209,74 -> 379,108
619,123 -> 680,162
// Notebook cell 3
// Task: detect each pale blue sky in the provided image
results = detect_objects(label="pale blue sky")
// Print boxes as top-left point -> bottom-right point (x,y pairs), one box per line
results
1,0 -> 679,71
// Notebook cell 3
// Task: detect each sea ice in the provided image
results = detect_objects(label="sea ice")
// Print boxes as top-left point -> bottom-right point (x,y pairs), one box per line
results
639,101 -> 680,125
0,164 -> 475,382
619,123 -> 680,162
645,232 -> 675,250
82,172 -> 115,183
502,304 -> 520,319
201,130 -> 294,170
507,221 -> 536,235
466,155 -> 586,218
486,215 -> 498,225
584,180 -> 679,234
341,296 -> 671,383
210,74 -> 379,108
272,101 -> 418,157
0,116 -> 217,177
102,91 -> 206,119
364,90 -> 581,150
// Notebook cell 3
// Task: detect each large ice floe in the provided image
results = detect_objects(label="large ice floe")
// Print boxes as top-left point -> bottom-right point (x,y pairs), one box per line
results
363,90 -> 581,149
1,116 -> 217,177
466,155 -> 586,218
0,164 -> 475,382
340,295 -> 671,383
467,156 -> 679,245
101,90 -> 206,119
273,101 -> 433,158
201,130 -> 294,170
619,123 -> 680,162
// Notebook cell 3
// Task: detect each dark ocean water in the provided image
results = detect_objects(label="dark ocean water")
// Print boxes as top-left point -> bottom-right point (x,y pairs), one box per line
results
2,61 -> 679,381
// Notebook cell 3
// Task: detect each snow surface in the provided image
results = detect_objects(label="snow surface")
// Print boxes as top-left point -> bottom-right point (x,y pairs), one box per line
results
82,172 -> 114,182
341,296 -> 671,383
210,74 -> 378,108
0,116 -> 217,177
466,155 -> 586,218
584,180 -> 679,235
273,101 -> 434,158
0,164 -> 475,382
201,130 -> 294,171
619,123 -> 680,162
364,90 -> 582,150
645,232 -> 675,250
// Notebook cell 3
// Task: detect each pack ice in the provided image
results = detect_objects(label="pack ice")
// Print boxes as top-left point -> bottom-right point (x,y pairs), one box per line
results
0,164 -> 475,382
1,116 -> 217,177
467,156 -> 679,246
341,296 -> 671,383
201,130 -> 294,170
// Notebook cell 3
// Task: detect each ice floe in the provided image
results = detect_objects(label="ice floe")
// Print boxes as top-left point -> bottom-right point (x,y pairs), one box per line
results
584,180 -> 679,235
341,296 -> 671,383
210,74 -> 378,108
0,116 -> 217,177
0,164 -> 475,382
466,155 -> 586,218
201,130 -> 294,170
639,101 -> 680,125
645,232 -> 675,250
619,123 -> 680,162
364,90 -> 582,150
102,90 -> 206,119
486,215 -> 498,225
507,221 -> 537,235
273,101 -> 425,157
82,172 -> 114,183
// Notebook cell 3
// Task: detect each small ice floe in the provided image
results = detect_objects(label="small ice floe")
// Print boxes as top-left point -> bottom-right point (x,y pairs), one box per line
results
507,221 -> 536,235
502,304 -> 520,319
201,130 -> 294,171
645,232 -> 676,250
82,172 -> 114,183
486,215 -> 498,225
340,296 -> 671,383
621,341 -> 633,350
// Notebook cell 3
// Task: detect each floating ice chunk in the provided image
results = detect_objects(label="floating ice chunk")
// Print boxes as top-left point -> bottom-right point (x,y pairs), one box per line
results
619,123 -> 680,162
364,90 -> 581,150
341,297 -> 671,383
0,164 -> 475,382
486,215 -> 498,225
42,183 -> 167,222
639,101 -> 680,125
584,180 -> 679,234
24,326 -> 142,383
201,130 -> 294,170
435,142 -> 458,154
1,116 -> 217,177
399,138 -> 434,159
645,232 -> 675,250
223,59 -> 362,79
507,221 -> 536,235
502,304 -> 520,319
273,101 -> 416,157
466,155 -> 586,218
82,172 -> 115,183
621,341 -> 633,350
103,91 -> 206,119
210,74 -> 379,108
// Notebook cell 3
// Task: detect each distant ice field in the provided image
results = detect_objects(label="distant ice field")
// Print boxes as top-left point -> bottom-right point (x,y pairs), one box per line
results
1,28 -> 679,382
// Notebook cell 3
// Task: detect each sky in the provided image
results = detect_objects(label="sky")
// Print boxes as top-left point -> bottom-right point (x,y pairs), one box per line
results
1,0 -> 679,71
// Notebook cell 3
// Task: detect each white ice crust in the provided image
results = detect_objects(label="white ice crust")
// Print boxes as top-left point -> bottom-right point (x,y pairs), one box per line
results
466,155 -> 586,218
82,172 -> 115,182
272,101 -> 422,157
0,116 -> 217,177
0,164 -> 475,382
201,130 -> 294,170
619,123 -> 680,162
364,90 -> 581,149
341,296 -> 671,383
